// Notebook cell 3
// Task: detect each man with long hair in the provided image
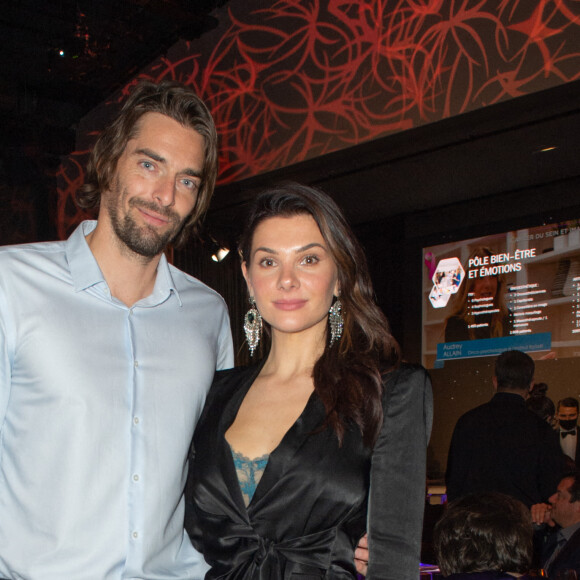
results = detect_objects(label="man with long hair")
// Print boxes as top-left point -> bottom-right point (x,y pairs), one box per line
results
0,81 -> 233,579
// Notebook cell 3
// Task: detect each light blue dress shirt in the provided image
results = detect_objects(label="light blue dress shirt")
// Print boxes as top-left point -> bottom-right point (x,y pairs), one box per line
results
0,221 -> 234,579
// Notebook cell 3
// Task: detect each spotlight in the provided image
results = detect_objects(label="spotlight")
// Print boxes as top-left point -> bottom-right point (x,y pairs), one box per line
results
211,247 -> 230,262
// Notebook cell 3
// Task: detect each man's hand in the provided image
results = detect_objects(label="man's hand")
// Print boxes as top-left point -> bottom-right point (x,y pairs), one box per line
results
354,533 -> 369,577
531,502 -> 555,526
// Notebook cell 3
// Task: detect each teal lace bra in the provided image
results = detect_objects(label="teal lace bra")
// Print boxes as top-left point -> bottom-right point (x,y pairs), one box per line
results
229,446 -> 269,507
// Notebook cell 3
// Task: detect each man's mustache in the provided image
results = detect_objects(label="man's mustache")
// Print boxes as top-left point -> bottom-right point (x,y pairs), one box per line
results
129,198 -> 180,224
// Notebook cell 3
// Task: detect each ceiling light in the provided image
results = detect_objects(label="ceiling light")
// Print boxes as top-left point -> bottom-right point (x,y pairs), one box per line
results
211,247 -> 230,262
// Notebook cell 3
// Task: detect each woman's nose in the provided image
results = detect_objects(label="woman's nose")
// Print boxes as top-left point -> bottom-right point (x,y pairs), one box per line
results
277,264 -> 299,290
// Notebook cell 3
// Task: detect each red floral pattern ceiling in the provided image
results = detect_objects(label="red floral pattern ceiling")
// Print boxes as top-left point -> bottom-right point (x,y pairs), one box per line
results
56,0 -> 580,238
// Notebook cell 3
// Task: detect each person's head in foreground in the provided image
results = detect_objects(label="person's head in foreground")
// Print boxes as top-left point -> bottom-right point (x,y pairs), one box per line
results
434,492 -> 533,578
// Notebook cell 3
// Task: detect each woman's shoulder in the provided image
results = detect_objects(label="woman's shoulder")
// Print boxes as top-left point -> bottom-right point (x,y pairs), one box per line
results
212,364 -> 255,382
381,362 -> 431,393
196,365 -> 263,433
212,363 -> 261,388
379,362 -> 433,434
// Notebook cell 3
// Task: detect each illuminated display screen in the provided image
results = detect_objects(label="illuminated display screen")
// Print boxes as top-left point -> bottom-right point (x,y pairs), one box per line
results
422,219 -> 580,369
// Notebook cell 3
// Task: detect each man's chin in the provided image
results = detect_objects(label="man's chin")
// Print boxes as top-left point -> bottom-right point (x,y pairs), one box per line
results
120,225 -> 175,258
131,234 -> 173,257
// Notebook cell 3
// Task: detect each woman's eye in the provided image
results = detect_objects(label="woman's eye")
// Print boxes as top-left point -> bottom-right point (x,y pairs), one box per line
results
302,255 -> 319,265
260,258 -> 275,267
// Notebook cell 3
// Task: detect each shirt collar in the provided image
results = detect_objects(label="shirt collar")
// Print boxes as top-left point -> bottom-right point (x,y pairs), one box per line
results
66,221 -> 105,292
560,520 -> 580,542
492,392 -> 526,406
147,253 -> 182,308
66,220 -> 181,307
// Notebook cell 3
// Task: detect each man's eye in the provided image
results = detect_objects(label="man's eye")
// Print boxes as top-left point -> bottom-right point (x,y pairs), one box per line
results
181,179 -> 199,191
141,161 -> 154,170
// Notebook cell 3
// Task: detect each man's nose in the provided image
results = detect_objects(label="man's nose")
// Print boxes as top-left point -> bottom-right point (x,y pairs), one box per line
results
154,176 -> 176,207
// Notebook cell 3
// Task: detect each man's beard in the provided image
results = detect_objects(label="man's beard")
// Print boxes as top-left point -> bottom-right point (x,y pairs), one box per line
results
107,188 -> 186,258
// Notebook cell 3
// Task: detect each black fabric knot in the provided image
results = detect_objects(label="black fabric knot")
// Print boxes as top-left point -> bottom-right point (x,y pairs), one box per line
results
252,537 -> 274,566
562,429 -> 576,438
243,527 -> 336,579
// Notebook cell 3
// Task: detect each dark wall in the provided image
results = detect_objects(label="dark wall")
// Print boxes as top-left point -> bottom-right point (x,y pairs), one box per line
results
177,82 -> 580,478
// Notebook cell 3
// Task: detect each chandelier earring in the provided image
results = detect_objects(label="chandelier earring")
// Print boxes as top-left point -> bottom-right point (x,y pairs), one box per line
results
244,298 -> 262,356
328,298 -> 343,346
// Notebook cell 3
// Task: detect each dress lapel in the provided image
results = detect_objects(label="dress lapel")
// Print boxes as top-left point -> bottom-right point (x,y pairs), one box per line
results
249,391 -> 326,509
218,364 -> 265,515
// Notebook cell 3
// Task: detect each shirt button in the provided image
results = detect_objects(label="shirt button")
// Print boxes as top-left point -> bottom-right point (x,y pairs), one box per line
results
133,417 -> 140,425
134,360 -> 139,368
133,474 -> 139,482
132,531 -> 138,539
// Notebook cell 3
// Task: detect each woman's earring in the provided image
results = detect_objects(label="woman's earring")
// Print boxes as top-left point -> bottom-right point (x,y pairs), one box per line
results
244,298 -> 262,356
328,299 -> 343,346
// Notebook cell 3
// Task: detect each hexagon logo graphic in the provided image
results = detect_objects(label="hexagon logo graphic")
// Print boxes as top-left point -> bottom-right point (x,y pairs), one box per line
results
430,257 -> 464,308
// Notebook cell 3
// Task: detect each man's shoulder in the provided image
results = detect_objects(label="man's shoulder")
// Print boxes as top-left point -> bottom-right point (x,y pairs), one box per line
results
553,525 -> 580,570
0,239 -> 66,259
167,263 -> 227,305
570,525 -> 580,542
0,239 -> 68,275
457,400 -> 493,421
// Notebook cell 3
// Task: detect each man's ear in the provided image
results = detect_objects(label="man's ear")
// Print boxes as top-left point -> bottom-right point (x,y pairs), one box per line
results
492,376 -> 498,391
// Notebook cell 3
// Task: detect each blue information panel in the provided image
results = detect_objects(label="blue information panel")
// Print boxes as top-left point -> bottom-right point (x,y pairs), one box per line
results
434,333 -> 552,367
422,219 -> 580,369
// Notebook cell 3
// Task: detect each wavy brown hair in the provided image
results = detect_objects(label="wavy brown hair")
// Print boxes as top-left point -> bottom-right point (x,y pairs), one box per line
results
76,80 -> 218,246
238,182 -> 400,447
434,492 -> 533,575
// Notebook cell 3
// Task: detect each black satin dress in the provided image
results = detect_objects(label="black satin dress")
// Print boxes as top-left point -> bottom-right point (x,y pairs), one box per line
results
185,363 -> 433,580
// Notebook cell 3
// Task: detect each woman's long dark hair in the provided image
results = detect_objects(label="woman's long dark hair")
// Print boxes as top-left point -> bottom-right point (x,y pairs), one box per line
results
238,183 -> 400,447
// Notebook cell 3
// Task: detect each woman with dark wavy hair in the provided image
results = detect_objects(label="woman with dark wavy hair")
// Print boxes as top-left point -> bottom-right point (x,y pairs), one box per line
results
186,182 -> 433,579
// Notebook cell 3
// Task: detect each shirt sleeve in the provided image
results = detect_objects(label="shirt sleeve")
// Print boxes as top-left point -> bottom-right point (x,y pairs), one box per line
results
367,364 -> 433,580
215,304 -> 234,371
0,283 -> 12,427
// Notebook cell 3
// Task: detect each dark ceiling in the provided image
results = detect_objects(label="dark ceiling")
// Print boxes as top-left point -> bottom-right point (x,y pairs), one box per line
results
2,0 -> 580,251
208,78 -> 580,245
0,0 -> 228,166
